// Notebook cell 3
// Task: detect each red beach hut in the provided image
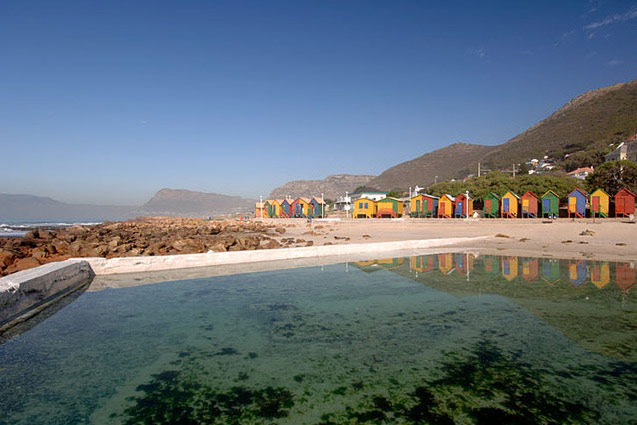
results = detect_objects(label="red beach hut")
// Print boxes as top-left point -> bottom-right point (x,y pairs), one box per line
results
615,188 -> 636,217
615,263 -> 636,291
521,192 -> 540,218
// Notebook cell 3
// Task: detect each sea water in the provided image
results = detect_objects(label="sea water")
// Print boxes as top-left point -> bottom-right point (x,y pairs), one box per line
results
0,253 -> 635,424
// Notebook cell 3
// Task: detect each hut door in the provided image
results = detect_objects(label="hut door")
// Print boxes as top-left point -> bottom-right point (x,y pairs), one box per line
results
543,199 -> 550,213
485,199 -> 492,212
522,199 -> 529,213
568,197 -> 576,213
592,197 -> 600,214
617,198 -> 625,213
416,200 -> 420,212
457,201 -> 463,215
503,198 -> 509,213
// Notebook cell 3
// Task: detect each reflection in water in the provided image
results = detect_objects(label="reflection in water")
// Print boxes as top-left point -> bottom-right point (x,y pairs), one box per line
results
0,252 -> 634,425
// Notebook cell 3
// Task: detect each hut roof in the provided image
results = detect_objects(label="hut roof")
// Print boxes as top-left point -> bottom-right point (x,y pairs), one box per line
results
275,199 -> 285,204
484,192 -> 500,199
503,191 -> 520,199
541,190 -> 559,199
617,187 -> 637,197
522,191 -> 539,199
295,197 -> 311,203
568,188 -> 589,197
311,197 -> 326,204
591,188 -> 610,197
442,194 -> 456,202
378,196 -> 402,202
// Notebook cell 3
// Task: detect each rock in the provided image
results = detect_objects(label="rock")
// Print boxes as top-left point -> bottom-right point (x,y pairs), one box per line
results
5,257 -> 41,274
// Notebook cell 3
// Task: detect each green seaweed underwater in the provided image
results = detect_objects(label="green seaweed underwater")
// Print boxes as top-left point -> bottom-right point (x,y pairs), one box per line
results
115,336 -> 635,425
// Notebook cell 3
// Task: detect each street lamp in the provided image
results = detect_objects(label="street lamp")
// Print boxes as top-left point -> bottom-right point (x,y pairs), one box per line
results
321,193 -> 324,218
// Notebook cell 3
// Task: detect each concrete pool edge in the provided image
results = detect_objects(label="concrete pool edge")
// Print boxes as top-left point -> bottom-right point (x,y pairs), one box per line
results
81,236 -> 491,275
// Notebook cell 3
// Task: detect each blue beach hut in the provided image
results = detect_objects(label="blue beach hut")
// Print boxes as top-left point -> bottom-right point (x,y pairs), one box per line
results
567,188 -> 588,218
568,260 -> 589,287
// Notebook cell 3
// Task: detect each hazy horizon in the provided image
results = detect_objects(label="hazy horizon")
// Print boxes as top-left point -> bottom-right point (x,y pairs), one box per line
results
2,1 -> 636,204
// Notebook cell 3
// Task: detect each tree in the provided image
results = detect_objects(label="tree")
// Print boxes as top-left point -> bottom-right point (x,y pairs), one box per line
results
585,160 -> 637,195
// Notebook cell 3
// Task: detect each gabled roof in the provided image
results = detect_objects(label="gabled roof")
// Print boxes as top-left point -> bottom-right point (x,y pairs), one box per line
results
275,199 -> 285,204
484,192 -> 500,199
311,197 -> 326,204
522,191 -> 539,199
354,197 -> 376,203
378,196 -> 402,202
568,188 -> 589,197
441,194 -> 456,202
590,188 -> 610,197
264,199 -> 273,204
293,197 -> 311,204
255,202 -> 264,208
281,198 -> 293,205
503,191 -> 520,199
542,190 -> 559,198
567,167 -> 594,176
616,187 -> 637,197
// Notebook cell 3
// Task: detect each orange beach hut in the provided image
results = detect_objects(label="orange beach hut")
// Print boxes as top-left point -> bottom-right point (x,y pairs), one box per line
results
501,191 -> 520,218
521,192 -> 540,218
438,195 -> 455,218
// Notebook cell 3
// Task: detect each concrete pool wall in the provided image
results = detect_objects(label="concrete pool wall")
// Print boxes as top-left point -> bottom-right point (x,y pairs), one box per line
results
0,236 -> 488,330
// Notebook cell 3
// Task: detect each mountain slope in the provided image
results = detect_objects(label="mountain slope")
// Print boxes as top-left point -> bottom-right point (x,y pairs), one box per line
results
367,79 -> 637,190
140,188 -> 254,216
269,174 -> 375,200
480,79 -> 637,170
0,194 -> 135,222
367,143 -> 496,190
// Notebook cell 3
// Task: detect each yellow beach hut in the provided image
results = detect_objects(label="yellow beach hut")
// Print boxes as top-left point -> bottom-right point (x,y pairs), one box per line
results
269,199 -> 282,218
353,198 -> 377,218
591,262 -> 610,289
501,191 -> 520,218
501,256 -> 519,281
438,253 -> 454,274
255,202 -> 265,218
438,194 -> 455,218
590,188 -> 610,218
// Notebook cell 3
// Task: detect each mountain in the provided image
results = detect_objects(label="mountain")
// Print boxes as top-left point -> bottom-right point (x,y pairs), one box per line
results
140,188 -> 255,216
0,194 -> 135,222
367,79 -> 637,191
268,174 -> 375,200
367,143 -> 496,191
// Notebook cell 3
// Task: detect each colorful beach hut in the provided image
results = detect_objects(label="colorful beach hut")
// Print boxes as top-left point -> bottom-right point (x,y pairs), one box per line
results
454,194 -> 473,218
541,190 -> 560,219
615,188 -> 636,217
568,260 -> 588,287
438,253 -> 454,275
291,197 -> 311,218
438,194 -> 455,218
255,202 -> 265,218
310,197 -> 326,218
484,256 -> 500,275
454,253 -> 474,276
590,189 -> 610,218
264,200 -> 273,217
483,193 -> 500,218
410,255 -> 436,273
410,194 -> 439,218
280,199 -> 292,218
591,262 -> 610,289
269,199 -> 282,218
501,191 -> 520,218
501,256 -> 519,281
376,197 -> 403,218
521,192 -> 540,218
352,198 -> 376,218
567,188 -> 588,218
541,258 -> 561,285
521,258 -> 539,282
615,263 -> 636,291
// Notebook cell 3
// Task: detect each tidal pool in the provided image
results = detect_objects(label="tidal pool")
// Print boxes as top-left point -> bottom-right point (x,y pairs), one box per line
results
0,253 -> 635,424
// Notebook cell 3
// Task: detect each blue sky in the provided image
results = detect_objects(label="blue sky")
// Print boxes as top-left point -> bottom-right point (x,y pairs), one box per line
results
1,0 -> 636,204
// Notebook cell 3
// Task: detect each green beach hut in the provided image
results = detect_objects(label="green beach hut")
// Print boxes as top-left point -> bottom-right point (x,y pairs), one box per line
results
483,193 -> 500,218
541,190 -> 559,218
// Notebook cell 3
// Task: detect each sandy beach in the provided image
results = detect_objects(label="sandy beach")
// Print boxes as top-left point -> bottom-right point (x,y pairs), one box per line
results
266,217 -> 637,263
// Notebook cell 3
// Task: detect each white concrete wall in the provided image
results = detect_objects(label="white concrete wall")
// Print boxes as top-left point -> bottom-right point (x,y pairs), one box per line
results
83,237 -> 488,275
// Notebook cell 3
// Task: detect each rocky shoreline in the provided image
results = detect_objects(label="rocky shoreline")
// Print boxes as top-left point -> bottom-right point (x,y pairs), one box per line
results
0,217 -> 291,277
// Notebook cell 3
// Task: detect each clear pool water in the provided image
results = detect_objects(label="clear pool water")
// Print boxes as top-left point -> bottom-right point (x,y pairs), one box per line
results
0,253 -> 635,424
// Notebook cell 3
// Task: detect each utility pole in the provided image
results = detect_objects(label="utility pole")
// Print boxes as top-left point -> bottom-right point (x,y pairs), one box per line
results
321,193 -> 324,219
259,195 -> 263,218
477,162 -> 481,177
435,175 -> 438,184
512,163 -> 516,178
466,190 -> 469,218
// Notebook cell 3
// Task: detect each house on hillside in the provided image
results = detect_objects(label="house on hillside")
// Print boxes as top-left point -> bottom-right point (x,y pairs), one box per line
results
567,167 -> 594,180
605,140 -> 637,162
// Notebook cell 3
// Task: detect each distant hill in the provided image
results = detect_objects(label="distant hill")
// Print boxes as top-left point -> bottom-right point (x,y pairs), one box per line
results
367,143 -> 496,191
140,188 -> 255,216
269,174 -> 375,200
367,79 -> 637,190
0,194 -> 135,222
480,79 -> 637,171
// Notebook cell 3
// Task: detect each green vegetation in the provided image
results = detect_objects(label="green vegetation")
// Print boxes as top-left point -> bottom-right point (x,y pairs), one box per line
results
424,171 -> 583,200
585,160 -> 637,195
